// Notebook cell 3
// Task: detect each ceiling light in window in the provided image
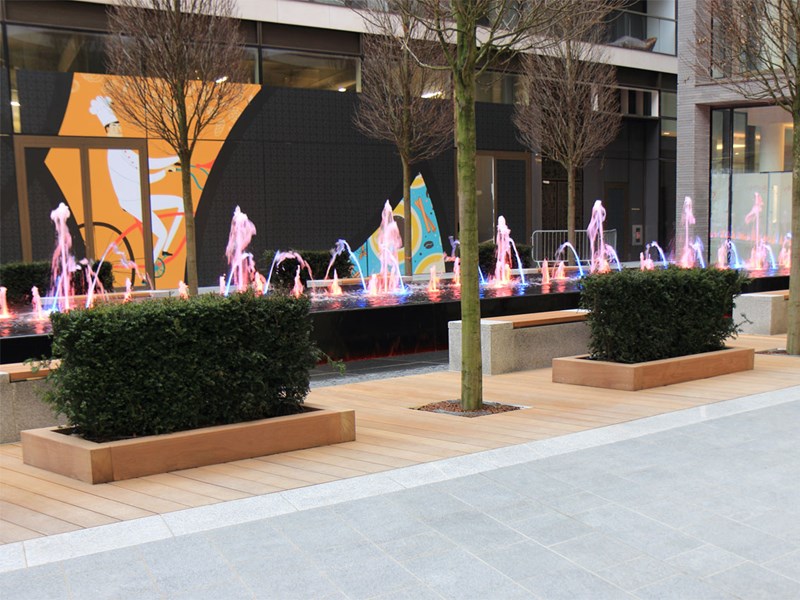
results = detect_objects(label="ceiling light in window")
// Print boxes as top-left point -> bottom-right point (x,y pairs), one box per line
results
422,91 -> 442,99
10,101 -> 20,107
215,76 -> 228,83
338,87 -> 347,92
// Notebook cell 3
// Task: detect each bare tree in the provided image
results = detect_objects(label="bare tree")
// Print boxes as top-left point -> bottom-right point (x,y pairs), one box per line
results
369,0 -> 591,410
105,0 -> 247,295
355,3 -> 454,275
513,3 -> 622,252
694,0 -> 799,354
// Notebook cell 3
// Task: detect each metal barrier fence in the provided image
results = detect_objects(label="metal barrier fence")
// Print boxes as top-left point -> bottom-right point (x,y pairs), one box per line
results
530,229 -> 617,266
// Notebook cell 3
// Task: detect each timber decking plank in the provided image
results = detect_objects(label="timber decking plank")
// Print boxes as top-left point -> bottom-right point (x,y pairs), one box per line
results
1,333 -> 795,545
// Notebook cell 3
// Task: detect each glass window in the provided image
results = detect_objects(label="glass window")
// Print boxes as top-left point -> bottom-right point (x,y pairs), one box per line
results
710,106 -> 794,268
660,91 -> 677,118
475,71 -> 518,105
241,47 -> 259,84
6,25 -> 108,73
262,49 -> 359,92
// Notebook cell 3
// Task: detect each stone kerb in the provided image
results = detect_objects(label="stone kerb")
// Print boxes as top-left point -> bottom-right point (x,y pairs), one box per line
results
448,318 -> 590,375
734,291 -> 789,335
0,372 -> 66,444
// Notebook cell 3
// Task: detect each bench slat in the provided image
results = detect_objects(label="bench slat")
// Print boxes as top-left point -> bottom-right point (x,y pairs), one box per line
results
490,311 -> 587,329
1,362 -> 56,382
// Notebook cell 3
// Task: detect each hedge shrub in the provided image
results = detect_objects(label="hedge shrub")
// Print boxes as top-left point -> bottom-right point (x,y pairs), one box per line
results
0,260 -> 114,304
262,249 -> 354,289
580,266 -> 747,363
44,292 -> 317,442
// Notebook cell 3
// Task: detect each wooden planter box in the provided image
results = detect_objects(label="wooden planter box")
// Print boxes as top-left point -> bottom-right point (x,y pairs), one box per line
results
552,347 -> 754,391
21,405 -> 356,484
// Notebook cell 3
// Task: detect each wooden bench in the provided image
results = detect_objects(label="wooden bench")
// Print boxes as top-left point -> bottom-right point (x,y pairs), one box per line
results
0,361 -> 65,444
734,290 -> 789,335
448,310 -> 590,375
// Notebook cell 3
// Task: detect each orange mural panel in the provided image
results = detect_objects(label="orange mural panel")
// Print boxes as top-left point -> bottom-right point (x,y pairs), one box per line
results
45,73 -> 259,290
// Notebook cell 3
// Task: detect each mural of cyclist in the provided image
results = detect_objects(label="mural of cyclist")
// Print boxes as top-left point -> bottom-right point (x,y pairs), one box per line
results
89,95 -> 184,262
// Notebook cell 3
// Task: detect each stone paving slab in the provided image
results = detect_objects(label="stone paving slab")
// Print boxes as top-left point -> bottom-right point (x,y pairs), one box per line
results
1,387 -> 799,599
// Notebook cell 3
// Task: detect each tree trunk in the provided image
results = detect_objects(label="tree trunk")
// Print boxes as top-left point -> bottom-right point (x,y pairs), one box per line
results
566,163 -> 576,257
454,53 -> 482,410
180,150 -> 199,295
787,105 -> 800,354
402,156 -> 413,275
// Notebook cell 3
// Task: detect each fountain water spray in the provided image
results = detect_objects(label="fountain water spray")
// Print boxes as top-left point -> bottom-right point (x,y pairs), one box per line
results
640,252 -> 654,270
493,216 -> 526,285
31,287 -> 44,319
325,239 -> 366,291
178,281 -> 189,299
264,251 -> 313,294
376,200 -> 405,293
428,265 -> 439,292
224,206 -> 259,294
48,202 -> 77,312
453,258 -> 461,286
123,278 -> 133,303
541,259 -> 550,285
292,267 -> 304,298
554,243 -> 585,278
679,197 -> 698,268
586,200 -> 621,273
330,271 -> 343,296
0,287 -> 9,318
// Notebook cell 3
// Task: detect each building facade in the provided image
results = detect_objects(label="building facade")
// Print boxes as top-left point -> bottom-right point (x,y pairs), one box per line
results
1,0 -> 677,288
677,0 -> 795,267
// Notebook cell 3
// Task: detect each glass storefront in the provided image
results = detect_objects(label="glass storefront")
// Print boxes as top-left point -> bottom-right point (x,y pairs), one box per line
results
710,106 -> 794,267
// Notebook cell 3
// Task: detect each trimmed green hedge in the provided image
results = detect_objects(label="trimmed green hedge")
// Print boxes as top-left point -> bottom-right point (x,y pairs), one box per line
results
0,260 -> 114,304
580,267 -> 747,363
262,249 -> 354,289
44,292 -> 317,442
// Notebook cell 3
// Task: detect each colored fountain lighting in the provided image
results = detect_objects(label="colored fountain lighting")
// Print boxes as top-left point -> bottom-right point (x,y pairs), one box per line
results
330,271 -> 343,296
716,243 -> 728,269
493,216 -> 526,285
219,275 -> 226,296
48,202 -> 77,312
178,281 -> 189,299
224,206 -> 258,295
553,261 -> 567,280
123,278 -> 133,303
428,265 -> 439,292
31,287 -> 45,320
554,243 -> 585,278
292,267 -> 304,298
325,240 -> 367,292
640,252 -> 655,270
367,274 -> 378,296
541,259 -> 550,285
0,287 -> 10,319
453,258 -> 461,286
586,200 -> 621,273
679,196 -> 697,268
745,192 -> 768,270
264,251 -> 313,295
376,200 -> 404,294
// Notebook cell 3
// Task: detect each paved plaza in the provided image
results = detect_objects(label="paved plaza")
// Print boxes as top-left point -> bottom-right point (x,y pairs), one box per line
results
1,383 -> 799,599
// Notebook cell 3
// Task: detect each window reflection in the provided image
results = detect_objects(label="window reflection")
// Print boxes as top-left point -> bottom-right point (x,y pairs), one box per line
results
6,25 -> 108,73
475,71 -> 518,105
262,49 -> 359,92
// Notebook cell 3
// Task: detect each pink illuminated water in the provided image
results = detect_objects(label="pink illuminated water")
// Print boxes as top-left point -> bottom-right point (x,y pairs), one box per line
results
778,235 -> 792,269
224,206 -> 259,293
178,281 -> 189,299
123,278 -> 133,303
264,251 -> 313,294
0,287 -> 9,319
330,271 -> 343,296
428,266 -> 439,292
453,258 -> 461,286
586,200 -> 622,273
679,197 -> 698,268
49,203 -> 77,312
492,216 -> 526,285
31,287 -> 44,319
541,259 -> 550,285
376,200 -> 404,293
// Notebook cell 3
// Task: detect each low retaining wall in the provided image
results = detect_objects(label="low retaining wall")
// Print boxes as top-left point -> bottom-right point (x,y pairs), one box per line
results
734,290 -> 789,335
0,373 -> 66,443
448,318 -> 590,375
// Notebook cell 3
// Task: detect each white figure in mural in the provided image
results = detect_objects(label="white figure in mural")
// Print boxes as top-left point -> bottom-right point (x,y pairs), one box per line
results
89,95 -> 184,261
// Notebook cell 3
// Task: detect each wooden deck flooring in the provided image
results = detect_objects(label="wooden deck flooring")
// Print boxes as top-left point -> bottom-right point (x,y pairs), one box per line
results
1,334 -> 796,545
